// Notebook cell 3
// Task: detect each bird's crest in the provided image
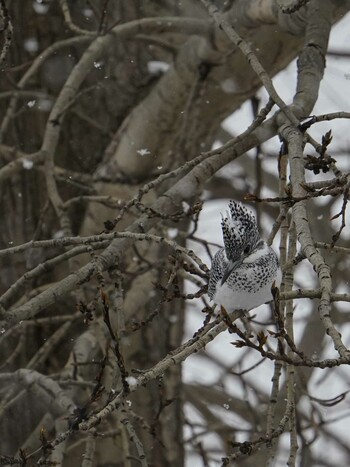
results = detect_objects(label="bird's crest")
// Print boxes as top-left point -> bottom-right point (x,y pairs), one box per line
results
221,201 -> 260,261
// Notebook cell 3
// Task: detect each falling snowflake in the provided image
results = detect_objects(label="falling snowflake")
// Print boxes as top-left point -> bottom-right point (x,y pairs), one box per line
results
126,376 -> 138,389
147,61 -> 170,74
83,8 -> 93,18
33,1 -> 49,14
27,100 -> 36,108
22,158 -> 34,170
168,228 -> 178,239
24,38 -> 39,53
137,148 -> 151,157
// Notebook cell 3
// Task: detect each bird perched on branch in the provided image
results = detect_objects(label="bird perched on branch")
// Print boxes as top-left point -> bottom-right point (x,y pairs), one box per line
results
208,201 -> 279,312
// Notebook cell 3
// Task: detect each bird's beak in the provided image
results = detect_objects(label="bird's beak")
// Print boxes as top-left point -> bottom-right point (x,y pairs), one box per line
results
220,258 -> 243,285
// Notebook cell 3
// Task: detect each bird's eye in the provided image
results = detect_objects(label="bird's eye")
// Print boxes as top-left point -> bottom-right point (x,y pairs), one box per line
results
244,245 -> 250,254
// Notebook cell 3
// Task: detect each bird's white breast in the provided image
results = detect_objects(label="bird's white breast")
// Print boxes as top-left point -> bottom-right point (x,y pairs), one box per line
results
212,243 -> 278,312
213,280 -> 274,312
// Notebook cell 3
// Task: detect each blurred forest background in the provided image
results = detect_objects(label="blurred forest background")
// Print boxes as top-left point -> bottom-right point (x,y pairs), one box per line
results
0,1 -> 350,466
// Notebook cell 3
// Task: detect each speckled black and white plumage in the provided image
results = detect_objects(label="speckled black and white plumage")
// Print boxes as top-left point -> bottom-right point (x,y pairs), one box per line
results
208,201 -> 279,312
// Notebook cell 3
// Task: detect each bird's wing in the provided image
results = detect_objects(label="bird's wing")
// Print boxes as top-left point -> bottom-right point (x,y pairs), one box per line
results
208,248 -> 227,299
